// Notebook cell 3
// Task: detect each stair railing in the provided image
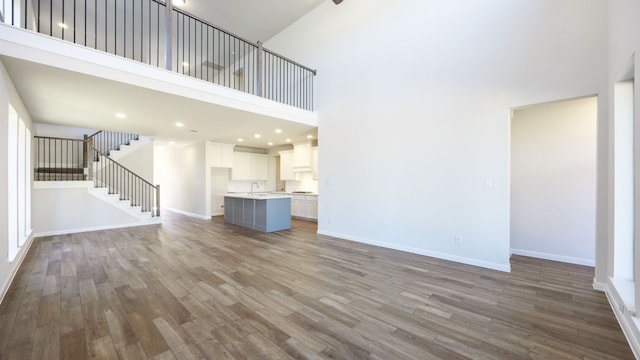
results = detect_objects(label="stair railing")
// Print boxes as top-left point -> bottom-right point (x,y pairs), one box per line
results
92,148 -> 160,217
33,133 -> 160,217
3,0 -> 316,110
34,136 -> 87,181
87,130 -> 139,156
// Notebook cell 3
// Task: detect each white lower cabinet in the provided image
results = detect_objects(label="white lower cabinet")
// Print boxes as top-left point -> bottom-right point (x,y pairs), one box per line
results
290,195 -> 317,221
305,196 -> 318,219
291,195 -> 306,218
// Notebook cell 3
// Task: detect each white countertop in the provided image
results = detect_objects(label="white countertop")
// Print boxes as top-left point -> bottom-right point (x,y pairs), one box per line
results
275,192 -> 318,196
224,193 -> 292,200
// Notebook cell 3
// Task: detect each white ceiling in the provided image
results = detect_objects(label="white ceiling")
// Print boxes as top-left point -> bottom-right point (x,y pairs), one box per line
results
1,55 -> 317,149
174,0 -> 326,44
2,0 -> 328,149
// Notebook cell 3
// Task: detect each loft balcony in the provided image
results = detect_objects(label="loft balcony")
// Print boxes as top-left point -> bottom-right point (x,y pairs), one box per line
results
0,0 -> 316,111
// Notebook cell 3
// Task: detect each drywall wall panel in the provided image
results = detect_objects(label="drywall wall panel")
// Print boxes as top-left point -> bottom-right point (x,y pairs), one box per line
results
266,0 -> 608,270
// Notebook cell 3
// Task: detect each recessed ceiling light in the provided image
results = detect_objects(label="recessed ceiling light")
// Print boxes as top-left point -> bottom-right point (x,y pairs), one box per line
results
307,134 -> 313,139
238,138 -> 244,142
115,112 -> 126,119
169,141 -> 176,145
254,134 -> 261,139
172,0 -> 186,6
175,122 -> 184,127
275,129 -> 282,134
268,142 -> 273,146
58,23 -> 68,29
285,138 -> 291,143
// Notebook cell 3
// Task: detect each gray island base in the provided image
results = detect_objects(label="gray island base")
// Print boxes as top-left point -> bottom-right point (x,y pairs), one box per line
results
224,194 -> 292,232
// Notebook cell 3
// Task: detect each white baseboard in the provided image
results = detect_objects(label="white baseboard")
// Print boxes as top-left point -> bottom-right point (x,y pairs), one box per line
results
165,207 -> 211,220
510,248 -> 594,267
602,278 -> 640,358
211,211 -> 224,217
317,230 -> 511,273
0,232 -> 36,305
34,219 -> 161,237
593,280 -> 608,292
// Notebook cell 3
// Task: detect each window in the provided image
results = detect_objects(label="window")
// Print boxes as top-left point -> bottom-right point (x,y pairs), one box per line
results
6,104 -> 32,261
611,77 -> 636,314
7,105 -> 18,261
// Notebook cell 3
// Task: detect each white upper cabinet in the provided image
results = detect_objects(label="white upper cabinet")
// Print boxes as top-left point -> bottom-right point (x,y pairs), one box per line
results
232,152 -> 268,180
252,155 -> 268,180
279,150 -> 296,180
293,141 -> 312,171
207,142 -> 235,168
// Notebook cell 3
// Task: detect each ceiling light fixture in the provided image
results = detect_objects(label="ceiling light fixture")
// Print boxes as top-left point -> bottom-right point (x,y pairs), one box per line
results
254,134 -> 261,139
238,138 -> 244,142
169,141 -> 176,145
115,112 -> 126,119
285,138 -> 291,143
268,142 -> 274,146
172,0 -> 186,6
307,134 -> 313,139
275,129 -> 282,134
175,122 -> 184,127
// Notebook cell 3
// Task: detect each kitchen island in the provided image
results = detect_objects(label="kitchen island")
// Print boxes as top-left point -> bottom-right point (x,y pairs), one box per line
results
224,194 -> 292,232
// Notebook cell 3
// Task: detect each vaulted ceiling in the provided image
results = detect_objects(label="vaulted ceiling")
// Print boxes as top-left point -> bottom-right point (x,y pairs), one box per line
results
175,0 -> 325,44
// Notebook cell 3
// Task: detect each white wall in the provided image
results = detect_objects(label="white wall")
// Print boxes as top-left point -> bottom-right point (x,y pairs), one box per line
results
33,123 -> 96,139
511,97 -> 597,265
154,142 -> 209,219
32,184 -> 139,235
117,140 -> 154,183
266,0 -> 608,271
0,59 -> 34,302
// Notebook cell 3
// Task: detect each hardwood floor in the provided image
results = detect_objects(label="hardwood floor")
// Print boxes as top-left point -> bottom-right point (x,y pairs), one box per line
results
0,212 -> 633,359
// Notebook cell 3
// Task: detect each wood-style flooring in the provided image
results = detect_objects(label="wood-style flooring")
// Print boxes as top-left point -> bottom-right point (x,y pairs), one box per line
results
0,212 -> 633,359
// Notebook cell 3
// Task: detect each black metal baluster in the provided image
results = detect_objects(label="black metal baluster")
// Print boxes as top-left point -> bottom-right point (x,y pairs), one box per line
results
37,0 -> 41,32
73,0 -> 76,43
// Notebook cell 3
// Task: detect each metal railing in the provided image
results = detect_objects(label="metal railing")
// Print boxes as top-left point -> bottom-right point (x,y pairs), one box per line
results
33,132 -> 160,216
87,130 -> 139,155
92,148 -> 160,216
34,136 -> 86,180
3,0 -> 316,110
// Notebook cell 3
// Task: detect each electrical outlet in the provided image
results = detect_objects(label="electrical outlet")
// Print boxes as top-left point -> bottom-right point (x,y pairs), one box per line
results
454,235 -> 462,246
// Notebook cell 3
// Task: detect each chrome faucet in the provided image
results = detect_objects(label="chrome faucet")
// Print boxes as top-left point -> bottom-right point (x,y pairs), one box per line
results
250,182 -> 259,196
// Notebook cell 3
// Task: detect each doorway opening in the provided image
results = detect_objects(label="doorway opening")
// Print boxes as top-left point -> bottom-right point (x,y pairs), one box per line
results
510,96 -> 597,265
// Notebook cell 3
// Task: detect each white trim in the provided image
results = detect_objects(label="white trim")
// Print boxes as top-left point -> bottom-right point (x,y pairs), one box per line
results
165,207 -> 211,220
34,180 -> 93,189
593,279 -> 608,292
0,231 -> 35,305
317,230 -> 511,273
603,280 -> 640,358
33,220 -> 160,237
510,248 -> 595,267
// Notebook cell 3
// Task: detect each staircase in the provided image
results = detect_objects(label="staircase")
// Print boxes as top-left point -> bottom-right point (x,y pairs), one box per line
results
34,131 -> 160,221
